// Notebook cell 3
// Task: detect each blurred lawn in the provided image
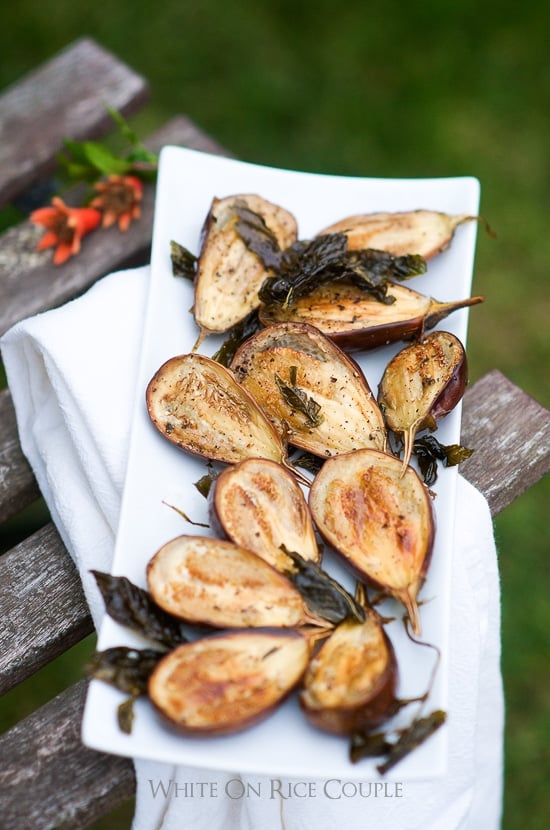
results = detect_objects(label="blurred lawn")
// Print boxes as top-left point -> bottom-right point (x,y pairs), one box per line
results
0,2 -> 549,828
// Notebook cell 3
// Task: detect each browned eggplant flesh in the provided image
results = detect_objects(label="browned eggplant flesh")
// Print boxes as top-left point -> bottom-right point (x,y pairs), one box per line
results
316,209 -> 480,260
147,534 -> 324,629
309,448 -> 435,635
146,353 -> 288,467
193,194 -> 298,342
300,616 -> 398,734
210,457 -> 320,571
149,629 -> 310,734
259,281 -> 483,352
230,321 -> 387,457
378,330 -> 468,471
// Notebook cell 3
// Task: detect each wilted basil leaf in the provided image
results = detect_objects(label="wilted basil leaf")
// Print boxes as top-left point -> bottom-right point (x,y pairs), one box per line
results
233,203 -> 282,270
376,709 -> 447,775
118,695 -> 137,734
85,646 -> 162,695
91,571 -> 189,649
414,435 -> 474,485
282,548 -> 365,624
290,450 -> 325,475
275,373 -> 324,427
350,709 -> 447,773
349,731 -> 393,763
212,309 -> 263,367
170,240 -> 197,280
258,232 -> 426,308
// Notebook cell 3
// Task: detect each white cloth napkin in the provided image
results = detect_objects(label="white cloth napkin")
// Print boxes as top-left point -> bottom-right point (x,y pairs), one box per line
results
1,266 -> 504,830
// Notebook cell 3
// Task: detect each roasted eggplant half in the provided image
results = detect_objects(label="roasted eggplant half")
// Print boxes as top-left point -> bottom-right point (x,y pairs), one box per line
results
193,194 -> 298,344
148,629 -> 310,735
259,281 -> 483,352
147,535 -> 325,629
300,616 -> 398,734
316,209 -> 479,260
378,330 -> 468,472
146,353 -> 291,469
230,322 -> 387,458
309,448 -> 435,635
209,457 -> 320,571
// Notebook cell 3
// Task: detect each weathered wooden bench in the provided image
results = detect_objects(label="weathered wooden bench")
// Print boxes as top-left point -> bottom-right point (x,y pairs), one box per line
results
0,37 -> 549,830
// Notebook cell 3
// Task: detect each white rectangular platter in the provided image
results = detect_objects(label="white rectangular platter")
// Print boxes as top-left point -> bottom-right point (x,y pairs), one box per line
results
82,146 -> 480,780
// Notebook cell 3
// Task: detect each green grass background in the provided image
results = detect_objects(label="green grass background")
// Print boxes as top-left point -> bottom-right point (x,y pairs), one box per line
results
0,2 -> 548,828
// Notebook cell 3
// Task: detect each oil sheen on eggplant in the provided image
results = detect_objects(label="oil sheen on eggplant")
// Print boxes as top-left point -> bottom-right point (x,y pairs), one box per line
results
148,629 -> 310,735
259,281 -> 483,352
146,353 -> 290,468
147,535 -> 325,629
193,194 -> 298,343
309,448 -> 435,635
300,616 -> 398,735
316,209 -> 479,260
378,330 -> 468,472
230,322 -> 387,458
210,457 -> 320,571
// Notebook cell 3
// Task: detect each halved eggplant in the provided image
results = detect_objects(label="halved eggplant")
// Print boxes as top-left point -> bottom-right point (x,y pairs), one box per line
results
193,194 -> 298,344
316,209 -> 479,259
230,322 -> 387,458
300,616 -> 398,735
147,535 -> 324,629
259,281 -> 483,352
146,353 -> 290,469
378,330 -> 468,472
210,458 -> 320,571
308,448 -> 435,635
148,629 -> 310,734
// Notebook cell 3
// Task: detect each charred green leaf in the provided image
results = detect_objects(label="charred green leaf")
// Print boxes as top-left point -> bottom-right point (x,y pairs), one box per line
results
377,709 -> 447,775
194,461 -> 219,498
290,449 -> 325,475
258,233 -> 426,307
211,309 -> 263,367
85,646 -> 162,695
170,240 -> 197,281
282,548 -> 365,624
414,435 -> 474,486
118,695 -> 137,734
91,571 -> 189,649
233,203 -> 283,269
349,730 -> 393,762
275,373 -> 324,428
350,709 -> 447,773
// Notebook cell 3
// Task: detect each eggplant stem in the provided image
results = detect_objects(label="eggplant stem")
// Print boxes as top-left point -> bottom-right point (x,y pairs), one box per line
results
192,326 -> 209,352
396,587 -> 422,636
284,459 -> 312,488
304,613 -> 335,630
400,427 -> 416,478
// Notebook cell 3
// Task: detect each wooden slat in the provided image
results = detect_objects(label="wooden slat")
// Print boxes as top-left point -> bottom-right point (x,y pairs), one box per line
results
0,524 -> 93,694
0,387 -> 39,524
0,38 -> 149,208
460,370 -> 550,516
0,116 -> 231,338
0,680 -> 135,830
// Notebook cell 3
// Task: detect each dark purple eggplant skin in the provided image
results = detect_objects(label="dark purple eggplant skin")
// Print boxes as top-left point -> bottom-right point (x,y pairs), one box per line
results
323,316 -> 426,352
259,285 -> 483,353
430,349 -> 468,421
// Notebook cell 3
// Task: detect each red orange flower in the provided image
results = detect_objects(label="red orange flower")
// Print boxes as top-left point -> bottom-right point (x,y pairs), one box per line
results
30,197 -> 101,265
91,174 -> 143,232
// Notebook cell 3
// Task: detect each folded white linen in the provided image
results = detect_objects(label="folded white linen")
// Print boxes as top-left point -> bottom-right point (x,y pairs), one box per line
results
1,265 -> 504,829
